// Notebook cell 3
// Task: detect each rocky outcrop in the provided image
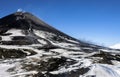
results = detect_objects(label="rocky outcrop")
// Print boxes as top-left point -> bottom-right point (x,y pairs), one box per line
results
0,12 -> 120,77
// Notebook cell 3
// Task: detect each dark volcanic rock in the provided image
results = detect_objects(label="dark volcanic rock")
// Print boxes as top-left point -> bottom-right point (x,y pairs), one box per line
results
0,12 -> 120,77
0,48 -> 37,59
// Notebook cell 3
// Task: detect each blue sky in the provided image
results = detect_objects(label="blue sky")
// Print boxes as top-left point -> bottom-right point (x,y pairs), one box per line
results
0,0 -> 120,46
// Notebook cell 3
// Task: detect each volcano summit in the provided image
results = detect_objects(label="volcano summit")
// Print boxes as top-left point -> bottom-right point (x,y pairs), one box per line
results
0,12 -> 120,77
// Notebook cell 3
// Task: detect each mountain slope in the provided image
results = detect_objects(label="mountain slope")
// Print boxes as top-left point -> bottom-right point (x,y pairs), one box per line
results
110,44 -> 120,49
0,12 -> 120,77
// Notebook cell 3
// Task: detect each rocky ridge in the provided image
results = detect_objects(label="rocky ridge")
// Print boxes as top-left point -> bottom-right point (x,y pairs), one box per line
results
0,12 -> 120,77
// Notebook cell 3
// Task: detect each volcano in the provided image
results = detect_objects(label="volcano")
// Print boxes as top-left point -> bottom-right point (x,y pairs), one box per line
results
0,12 -> 120,77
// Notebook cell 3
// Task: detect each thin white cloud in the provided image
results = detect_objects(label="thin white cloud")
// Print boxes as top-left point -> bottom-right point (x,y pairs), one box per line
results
17,8 -> 23,12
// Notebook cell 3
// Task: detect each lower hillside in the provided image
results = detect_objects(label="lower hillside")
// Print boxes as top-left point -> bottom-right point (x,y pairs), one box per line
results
0,33 -> 120,77
0,12 -> 120,77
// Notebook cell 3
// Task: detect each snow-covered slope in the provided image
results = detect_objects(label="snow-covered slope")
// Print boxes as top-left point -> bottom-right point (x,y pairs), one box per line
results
110,44 -> 120,49
0,12 -> 120,77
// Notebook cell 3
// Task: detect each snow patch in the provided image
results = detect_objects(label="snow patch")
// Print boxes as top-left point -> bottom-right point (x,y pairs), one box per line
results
11,71 -> 38,77
37,39 -> 47,45
6,29 -> 25,36
0,64 -> 14,77
33,30 -> 47,38
1,36 -> 11,41
110,44 -> 120,49
82,64 -> 120,77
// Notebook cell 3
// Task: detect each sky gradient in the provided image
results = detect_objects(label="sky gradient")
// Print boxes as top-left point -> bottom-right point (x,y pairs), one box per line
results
0,0 -> 120,46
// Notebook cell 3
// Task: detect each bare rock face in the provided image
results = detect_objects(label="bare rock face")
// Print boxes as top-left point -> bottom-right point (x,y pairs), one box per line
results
0,12 -> 120,77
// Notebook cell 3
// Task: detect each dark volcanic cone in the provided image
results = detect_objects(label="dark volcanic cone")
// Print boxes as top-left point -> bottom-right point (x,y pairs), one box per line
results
0,12 -> 120,77
0,12 -> 78,41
